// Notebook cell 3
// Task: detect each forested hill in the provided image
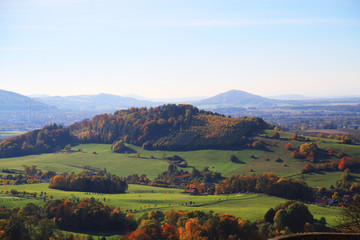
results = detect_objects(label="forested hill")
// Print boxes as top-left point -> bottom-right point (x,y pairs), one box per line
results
0,104 -> 270,157
69,104 -> 270,149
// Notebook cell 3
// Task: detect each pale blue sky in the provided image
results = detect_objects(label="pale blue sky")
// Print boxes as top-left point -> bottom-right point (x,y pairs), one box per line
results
0,0 -> 359,98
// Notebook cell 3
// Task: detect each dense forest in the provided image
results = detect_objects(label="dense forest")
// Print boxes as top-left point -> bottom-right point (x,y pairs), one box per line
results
0,104 -> 270,158
70,104 -> 269,150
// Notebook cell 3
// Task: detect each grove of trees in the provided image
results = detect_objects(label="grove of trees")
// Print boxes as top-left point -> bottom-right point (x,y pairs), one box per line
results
49,171 -> 128,193
215,173 -> 314,201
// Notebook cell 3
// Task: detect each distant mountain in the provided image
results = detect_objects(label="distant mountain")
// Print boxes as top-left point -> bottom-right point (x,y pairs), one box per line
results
269,94 -> 313,100
123,94 -> 148,100
0,89 -> 60,130
151,96 -> 209,103
124,94 -> 209,103
194,89 -> 277,108
35,93 -> 163,112
27,94 -> 52,98
0,89 -> 54,111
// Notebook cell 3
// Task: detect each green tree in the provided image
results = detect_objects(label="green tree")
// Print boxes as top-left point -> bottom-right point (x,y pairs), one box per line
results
111,140 -> 126,153
64,144 -> 71,151
264,208 -> 275,223
273,209 -> 287,230
285,202 -> 313,233
271,132 -> 280,139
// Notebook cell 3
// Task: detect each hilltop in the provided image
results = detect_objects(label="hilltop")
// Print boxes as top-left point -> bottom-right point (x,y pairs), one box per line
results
0,104 -> 270,158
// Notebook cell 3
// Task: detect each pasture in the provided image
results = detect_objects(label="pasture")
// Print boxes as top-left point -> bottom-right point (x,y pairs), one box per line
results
0,183 -> 341,226
0,143 -> 264,179
0,130 -> 359,188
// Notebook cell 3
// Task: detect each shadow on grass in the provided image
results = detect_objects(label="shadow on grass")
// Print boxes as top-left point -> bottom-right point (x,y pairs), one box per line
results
261,145 -> 275,152
61,229 -> 124,238
230,156 -> 246,164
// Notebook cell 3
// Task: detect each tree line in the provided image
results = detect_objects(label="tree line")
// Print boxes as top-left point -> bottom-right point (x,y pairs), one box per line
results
0,124 -> 71,158
215,173 -> 314,201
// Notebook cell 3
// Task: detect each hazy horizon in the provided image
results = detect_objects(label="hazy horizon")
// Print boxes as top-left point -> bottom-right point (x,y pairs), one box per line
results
22,89 -> 360,100
1,0 -> 359,99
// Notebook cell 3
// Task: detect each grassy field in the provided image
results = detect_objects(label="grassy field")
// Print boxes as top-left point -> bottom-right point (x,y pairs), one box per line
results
0,130 -> 359,186
0,143 -> 264,179
0,183 -> 341,226
243,130 -> 360,187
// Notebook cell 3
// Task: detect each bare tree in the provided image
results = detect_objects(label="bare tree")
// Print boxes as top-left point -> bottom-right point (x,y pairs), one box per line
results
337,197 -> 360,232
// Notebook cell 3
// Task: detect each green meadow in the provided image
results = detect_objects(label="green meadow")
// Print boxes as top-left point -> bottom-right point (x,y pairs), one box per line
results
0,183 -> 341,226
0,130 -> 359,187
0,143 -> 264,179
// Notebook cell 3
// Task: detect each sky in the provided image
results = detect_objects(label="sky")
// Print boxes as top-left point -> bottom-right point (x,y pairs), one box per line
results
0,0 -> 359,99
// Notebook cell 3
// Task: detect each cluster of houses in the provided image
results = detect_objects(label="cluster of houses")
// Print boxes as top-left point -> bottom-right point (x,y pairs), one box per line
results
314,194 -> 351,206
173,173 -> 214,195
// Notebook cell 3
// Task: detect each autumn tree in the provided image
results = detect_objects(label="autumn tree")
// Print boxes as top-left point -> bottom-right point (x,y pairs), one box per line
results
292,132 -> 298,140
284,142 -> 292,151
291,150 -> 304,159
299,142 -> 318,155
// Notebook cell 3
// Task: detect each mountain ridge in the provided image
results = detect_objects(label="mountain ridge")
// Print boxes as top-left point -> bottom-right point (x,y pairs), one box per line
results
34,93 -> 163,112
0,89 -> 55,111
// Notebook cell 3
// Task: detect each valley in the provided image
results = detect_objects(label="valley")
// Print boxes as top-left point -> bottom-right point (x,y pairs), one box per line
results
1,122 -> 359,239
0,104 -> 359,239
